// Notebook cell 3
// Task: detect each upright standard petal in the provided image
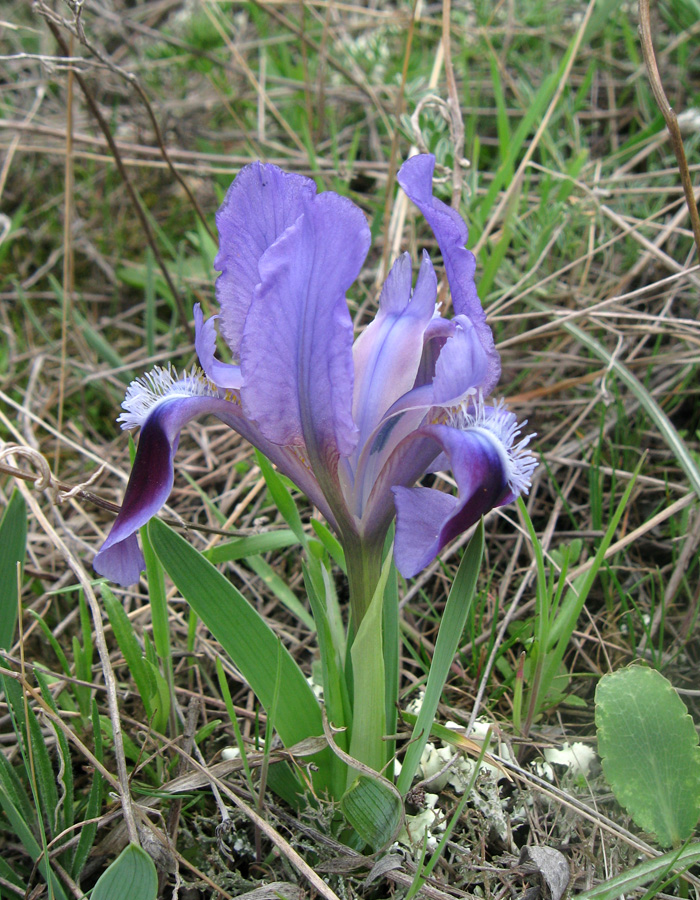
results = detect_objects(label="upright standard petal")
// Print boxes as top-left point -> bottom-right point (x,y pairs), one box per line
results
194,303 -> 242,390
351,252 -> 436,470
240,191 -> 370,513
353,312 -> 494,525
397,154 -> 500,397
391,399 -> 537,578
215,162 -> 318,356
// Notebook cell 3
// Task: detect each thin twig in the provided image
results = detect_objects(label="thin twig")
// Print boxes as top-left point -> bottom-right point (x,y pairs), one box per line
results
379,0 -> 419,280
441,0 -> 466,209
56,33 -> 75,477
43,19 -> 194,341
638,0 -> 700,260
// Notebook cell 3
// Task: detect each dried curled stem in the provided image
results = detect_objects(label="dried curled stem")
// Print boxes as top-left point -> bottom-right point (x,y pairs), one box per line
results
638,0 -> 700,261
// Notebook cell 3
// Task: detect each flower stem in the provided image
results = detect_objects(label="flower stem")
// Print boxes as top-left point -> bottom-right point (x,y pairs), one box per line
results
344,536 -> 383,634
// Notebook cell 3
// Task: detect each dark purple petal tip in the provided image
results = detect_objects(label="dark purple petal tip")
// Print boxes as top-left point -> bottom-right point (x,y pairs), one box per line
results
392,398 -> 537,578
94,533 -> 146,587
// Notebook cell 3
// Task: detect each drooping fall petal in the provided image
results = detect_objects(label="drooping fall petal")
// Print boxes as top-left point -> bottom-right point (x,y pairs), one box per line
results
392,401 -> 537,577
94,367 -> 340,586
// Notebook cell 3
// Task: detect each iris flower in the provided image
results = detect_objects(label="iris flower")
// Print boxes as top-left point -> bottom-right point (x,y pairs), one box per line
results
94,154 -> 536,618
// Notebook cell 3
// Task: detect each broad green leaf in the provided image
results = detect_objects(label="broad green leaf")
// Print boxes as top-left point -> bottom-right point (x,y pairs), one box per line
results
0,490 -> 26,650
574,842 -> 700,900
396,521 -> 484,796
341,775 -> 403,849
148,517 -> 327,787
91,843 -> 157,900
596,666 -> 700,847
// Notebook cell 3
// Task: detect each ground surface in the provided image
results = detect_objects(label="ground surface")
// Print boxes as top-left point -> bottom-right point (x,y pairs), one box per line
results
1,1 -> 700,897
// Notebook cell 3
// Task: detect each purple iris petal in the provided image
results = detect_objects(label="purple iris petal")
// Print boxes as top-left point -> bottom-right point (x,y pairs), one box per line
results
94,395 -> 204,585
391,402 -> 537,577
352,253 -> 436,439
431,315 -> 491,404
96,155 -> 537,588
215,162 -> 317,355
397,154 -> 500,397
94,367 -> 341,586
353,313 -> 490,516
240,191 -> 370,496
392,426 -> 508,578
194,304 -> 242,390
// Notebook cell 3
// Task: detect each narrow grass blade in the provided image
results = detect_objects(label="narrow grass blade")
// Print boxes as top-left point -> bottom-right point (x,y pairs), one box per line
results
396,521 -> 485,796
574,843 -> 700,900
3,675 -> 59,836
66,301 -> 133,383
475,28 -> 582,227
527,298 -> 700,500
141,522 -> 176,733
205,530 -> 298,564
406,733 -> 492,899
35,670 -> 74,832
0,731 -> 34,822
382,553 -> 399,769
71,702 -> 104,878
100,584 -> 154,723
28,612 -> 71,676
0,490 -> 26,650
245,554 -> 315,631
303,558 -> 350,748
532,465 -> 638,721
255,450 -> 308,551
310,519 -> 346,573
215,657 -> 256,797
0,784 -> 69,900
